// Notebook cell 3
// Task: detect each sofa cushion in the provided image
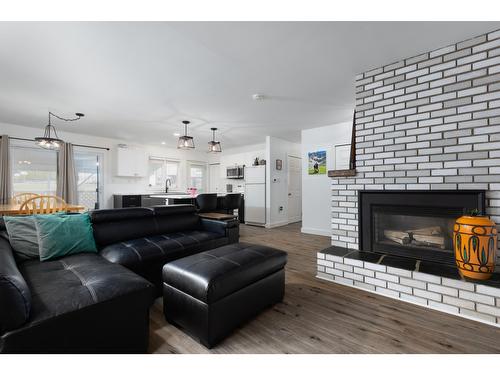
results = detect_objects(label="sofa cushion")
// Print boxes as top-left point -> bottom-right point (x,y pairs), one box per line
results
3,216 -> 39,261
152,204 -> 196,216
17,253 -> 154,328
0,235 -> 32,334
90,208 -> 157,248
153,205 -> 199,234
34,213 -> 98,261
162,243 -> 288,303
100,230 -> 224,270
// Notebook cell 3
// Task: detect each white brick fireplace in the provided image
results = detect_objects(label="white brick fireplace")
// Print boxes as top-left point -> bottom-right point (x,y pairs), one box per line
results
318,28 -> 500,327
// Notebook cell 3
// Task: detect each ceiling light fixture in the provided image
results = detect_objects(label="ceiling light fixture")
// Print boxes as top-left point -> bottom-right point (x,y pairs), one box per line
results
35,111 -> 84,149
208,127 -> 222,153
252,93 -> 266,101
177,120 -> 195,149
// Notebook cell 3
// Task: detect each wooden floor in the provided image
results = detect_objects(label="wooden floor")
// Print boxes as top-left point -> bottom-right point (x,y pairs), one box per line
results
149,223 -> 500,353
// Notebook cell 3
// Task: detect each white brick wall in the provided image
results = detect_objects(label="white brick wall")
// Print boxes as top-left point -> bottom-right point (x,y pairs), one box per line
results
320,29 -> 500,328
332,28 -> 500,261
317,252 -> 500,326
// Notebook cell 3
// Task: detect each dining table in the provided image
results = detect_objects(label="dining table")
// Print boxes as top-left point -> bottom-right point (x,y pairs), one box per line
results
0,203 -> 86,216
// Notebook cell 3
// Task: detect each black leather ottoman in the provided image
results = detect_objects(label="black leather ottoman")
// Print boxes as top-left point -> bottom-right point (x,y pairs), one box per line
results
162,242 -> 287,348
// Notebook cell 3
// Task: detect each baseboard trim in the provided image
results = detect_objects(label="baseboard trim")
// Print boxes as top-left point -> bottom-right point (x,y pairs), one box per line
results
265,220 -> 290,229
301,227 -> 331,237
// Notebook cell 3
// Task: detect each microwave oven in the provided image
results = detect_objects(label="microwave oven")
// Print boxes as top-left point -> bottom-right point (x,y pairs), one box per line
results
226,165 -> 244,179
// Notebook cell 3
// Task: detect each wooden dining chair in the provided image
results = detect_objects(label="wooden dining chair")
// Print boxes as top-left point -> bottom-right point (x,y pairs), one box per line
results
19,195 -> 68,215
11,192 -> 40,205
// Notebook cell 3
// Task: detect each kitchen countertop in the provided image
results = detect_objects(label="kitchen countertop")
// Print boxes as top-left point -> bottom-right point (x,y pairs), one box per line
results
113,192 -> 243,198
152,192 -> 243,199
113,192 -> 186,196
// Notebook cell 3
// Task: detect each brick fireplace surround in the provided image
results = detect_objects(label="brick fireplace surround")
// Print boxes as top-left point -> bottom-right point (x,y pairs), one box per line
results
317,29 -> 500,326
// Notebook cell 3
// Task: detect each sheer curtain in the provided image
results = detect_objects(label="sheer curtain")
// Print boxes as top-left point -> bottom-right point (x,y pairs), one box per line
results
0,135 -> 11,204
57,142 -> 78,204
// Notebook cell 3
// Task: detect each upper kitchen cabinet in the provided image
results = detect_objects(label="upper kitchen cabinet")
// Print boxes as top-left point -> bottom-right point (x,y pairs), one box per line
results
115,146 -> 147,177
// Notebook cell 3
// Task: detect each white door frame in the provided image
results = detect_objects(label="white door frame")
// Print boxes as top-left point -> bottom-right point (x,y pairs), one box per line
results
287,155 -> 302,223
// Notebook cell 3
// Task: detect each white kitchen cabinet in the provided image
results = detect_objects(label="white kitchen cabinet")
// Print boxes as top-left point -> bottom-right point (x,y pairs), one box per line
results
115,147 -> 147,177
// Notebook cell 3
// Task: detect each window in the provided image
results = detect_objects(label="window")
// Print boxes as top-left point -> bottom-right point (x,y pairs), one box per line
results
74,149 -> 104,210
188,162 -> 206,192
11,142 -> 57,196
10,141 -> 105,211
148,157 -> 180,190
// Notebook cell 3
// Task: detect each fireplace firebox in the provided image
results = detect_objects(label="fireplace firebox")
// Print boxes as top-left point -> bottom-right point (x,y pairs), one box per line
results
359,190 -> 485,265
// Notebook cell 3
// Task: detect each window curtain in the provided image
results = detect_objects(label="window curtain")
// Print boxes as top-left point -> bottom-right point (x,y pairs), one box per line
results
57,142 -> 78,204
0,135 -> 12,204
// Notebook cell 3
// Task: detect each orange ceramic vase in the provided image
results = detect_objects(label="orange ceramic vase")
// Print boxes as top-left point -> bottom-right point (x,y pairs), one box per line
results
453,216 -> 497,280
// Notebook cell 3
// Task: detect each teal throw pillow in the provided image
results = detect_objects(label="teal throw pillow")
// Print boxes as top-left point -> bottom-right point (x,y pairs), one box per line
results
34,213 -> 98,262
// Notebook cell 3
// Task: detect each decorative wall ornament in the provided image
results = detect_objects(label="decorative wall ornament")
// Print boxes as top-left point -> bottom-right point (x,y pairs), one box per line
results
328,110 -> 356,177
334,144 -> 351,170
308,150 -> 326,175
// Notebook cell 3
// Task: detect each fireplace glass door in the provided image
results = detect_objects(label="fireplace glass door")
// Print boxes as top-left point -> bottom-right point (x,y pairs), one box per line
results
372,207 -> 456,261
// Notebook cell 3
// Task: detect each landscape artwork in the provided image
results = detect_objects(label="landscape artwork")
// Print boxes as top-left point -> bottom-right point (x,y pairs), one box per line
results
308,150 -> 326,175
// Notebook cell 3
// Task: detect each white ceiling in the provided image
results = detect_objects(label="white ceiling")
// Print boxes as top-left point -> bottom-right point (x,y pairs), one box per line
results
1,22 -> 499,148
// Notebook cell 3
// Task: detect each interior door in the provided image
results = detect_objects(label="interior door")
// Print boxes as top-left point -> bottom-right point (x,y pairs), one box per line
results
287,155 -> 302,223
208,163 -> 220,192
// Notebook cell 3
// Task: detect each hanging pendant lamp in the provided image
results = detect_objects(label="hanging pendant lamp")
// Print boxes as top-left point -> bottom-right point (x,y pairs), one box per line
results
35,111 -> 84,149
177,120 -> 195,149
208,127 -> 222,153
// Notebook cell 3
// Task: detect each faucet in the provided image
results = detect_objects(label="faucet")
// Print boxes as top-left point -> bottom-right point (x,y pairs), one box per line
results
165,178 -> 171,193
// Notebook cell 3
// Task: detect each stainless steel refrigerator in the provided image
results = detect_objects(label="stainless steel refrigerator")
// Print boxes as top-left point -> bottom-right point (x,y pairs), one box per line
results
244,165 -> 266,226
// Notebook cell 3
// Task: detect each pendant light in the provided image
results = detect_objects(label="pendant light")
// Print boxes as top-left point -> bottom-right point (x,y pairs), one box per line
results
35,111 -> 84,149
208,127 -> 222,153
177,120 -> 195,149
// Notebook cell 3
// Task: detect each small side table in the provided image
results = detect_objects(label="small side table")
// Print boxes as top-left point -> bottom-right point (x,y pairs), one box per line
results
198,212 -> 237,221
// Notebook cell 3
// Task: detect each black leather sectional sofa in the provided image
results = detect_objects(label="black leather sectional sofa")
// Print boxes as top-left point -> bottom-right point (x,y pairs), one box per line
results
0,205 -> 239,353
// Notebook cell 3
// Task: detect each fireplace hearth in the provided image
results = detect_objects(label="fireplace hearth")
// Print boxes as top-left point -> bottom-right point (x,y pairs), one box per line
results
359,190 -> 486,265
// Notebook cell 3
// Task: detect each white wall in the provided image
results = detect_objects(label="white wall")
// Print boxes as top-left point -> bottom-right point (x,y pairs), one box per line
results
265,136 -> 301,228
208,143 -> 265,193
301,122 -> 352,236
1,122 -> 211,209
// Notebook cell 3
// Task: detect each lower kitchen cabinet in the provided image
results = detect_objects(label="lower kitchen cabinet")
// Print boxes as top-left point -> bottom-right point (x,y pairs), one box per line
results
113,194 -> 165,208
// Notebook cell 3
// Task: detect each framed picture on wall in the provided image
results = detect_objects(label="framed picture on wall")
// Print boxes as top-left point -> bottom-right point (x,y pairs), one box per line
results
308,150 -> 326,175
334,144 -> 351,170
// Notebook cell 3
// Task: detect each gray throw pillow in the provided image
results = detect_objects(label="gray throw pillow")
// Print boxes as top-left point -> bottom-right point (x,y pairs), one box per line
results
4,216 -> 40,261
